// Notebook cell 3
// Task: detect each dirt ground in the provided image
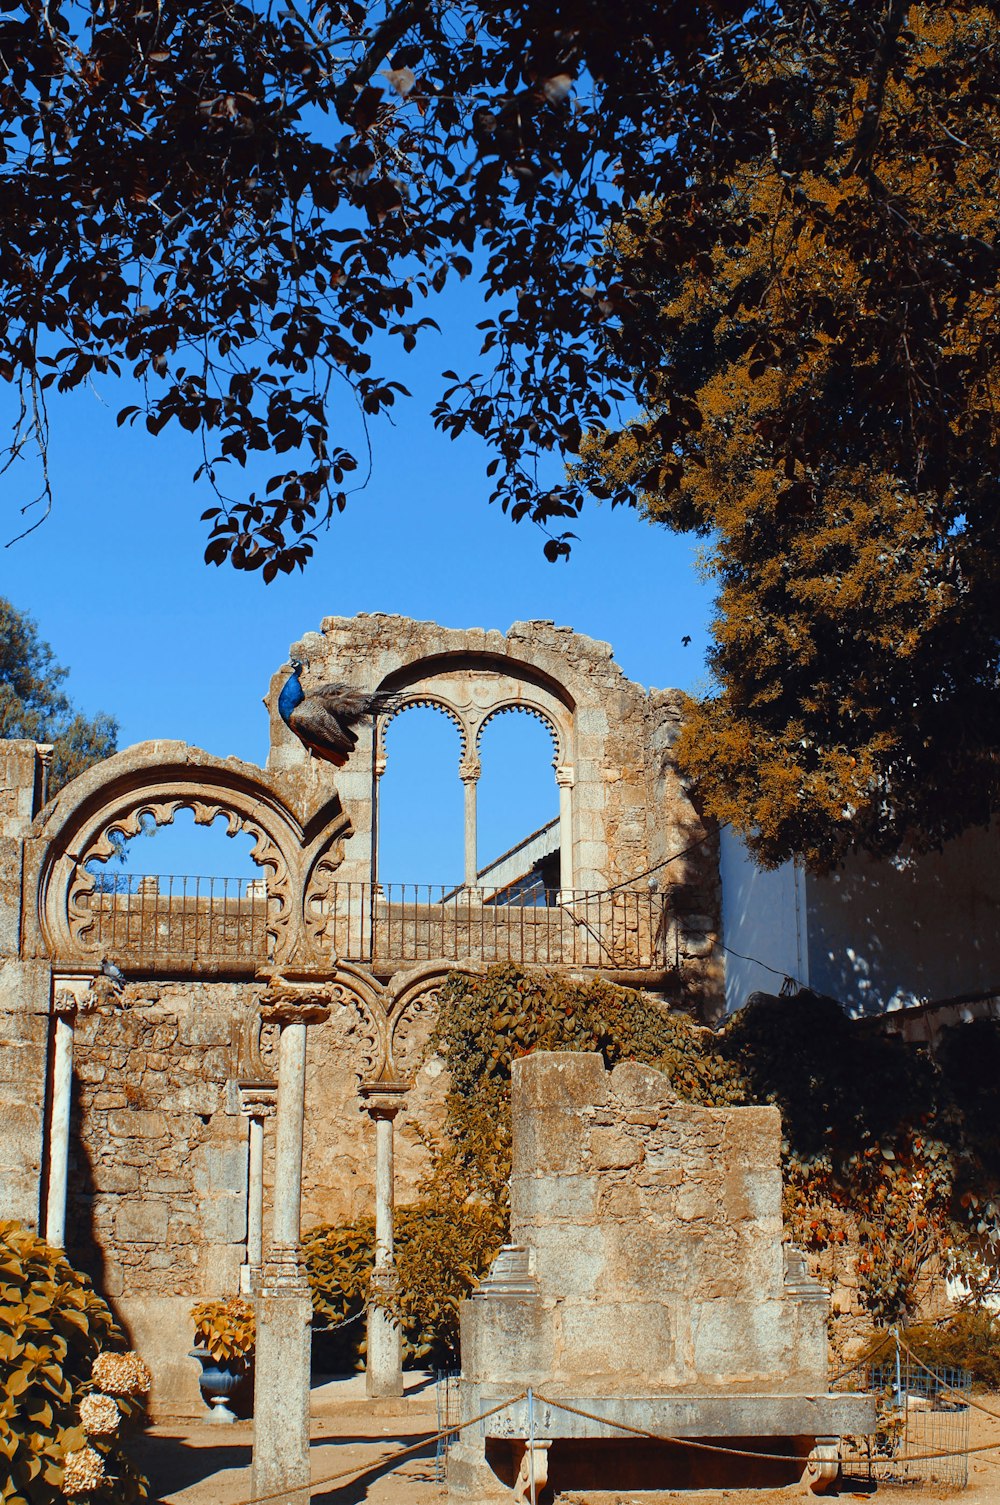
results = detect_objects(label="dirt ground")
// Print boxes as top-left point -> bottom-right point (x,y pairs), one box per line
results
128,1378 -> 1000,1505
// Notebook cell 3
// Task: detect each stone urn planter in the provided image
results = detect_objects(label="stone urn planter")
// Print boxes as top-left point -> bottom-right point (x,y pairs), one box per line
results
190,1296 -> 256,1423
189,1349 -> 249,1424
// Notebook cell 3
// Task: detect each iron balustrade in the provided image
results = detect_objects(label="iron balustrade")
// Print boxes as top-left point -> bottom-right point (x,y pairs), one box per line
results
312,883 -> 668,970
79,873 -> 270,969
78,875 -> 670,973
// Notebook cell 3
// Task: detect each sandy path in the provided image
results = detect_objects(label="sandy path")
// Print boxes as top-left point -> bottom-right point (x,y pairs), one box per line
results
128,1379 -> 1000,1505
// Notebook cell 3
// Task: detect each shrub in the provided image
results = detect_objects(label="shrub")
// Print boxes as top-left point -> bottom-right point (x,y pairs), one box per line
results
304,1200 -> 502,1368
0,1220 -> 147,1504
885,1312 -> 1000,1392
190,1298 -> 256,1364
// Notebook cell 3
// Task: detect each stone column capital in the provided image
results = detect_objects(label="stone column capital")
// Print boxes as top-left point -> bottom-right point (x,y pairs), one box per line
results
53,988 -> 80,1019
459,756 -> 481,785
258,977 -> 336,1027
53,972 -> 123,1017
555,763 -> 575,788
359,1078 -> 410,1120
238,1083 -> 278,1119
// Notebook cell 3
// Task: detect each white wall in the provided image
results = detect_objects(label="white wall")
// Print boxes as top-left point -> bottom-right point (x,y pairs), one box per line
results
719,828 -> 809,1014
806,824 -> 1000,1016
721,822 -> 1000,1018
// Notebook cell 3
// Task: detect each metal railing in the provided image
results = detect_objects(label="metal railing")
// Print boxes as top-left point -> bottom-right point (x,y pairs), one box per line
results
78,876 -> 669,973
313,883 -> 669,971
79,873 -> 270,969
856,1361 -> 971,1489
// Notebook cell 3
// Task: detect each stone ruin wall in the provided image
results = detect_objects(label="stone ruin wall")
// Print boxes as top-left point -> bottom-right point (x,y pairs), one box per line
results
0,615 -> 727,1412
267,615 -> 723,1005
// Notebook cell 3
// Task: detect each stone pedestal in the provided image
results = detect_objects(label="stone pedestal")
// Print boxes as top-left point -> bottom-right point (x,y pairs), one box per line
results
253,1252 -> 315,1505
250,982 -> 332,1505
359,1079 -> 408,1399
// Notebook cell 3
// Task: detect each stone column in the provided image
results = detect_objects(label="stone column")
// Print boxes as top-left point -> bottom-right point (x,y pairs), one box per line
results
251,982 -> 331,1505
459,755 -> 481,891
555,765 -> 575,895
44,991 -> 77,1248
35,743 -> 54,810
238,1084 -> 276,1293
359,1079 -> 408,1399
45,974 -> 121,1248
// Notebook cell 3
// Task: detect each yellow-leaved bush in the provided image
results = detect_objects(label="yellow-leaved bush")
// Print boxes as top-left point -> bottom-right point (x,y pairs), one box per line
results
0,1221 -> 147,1504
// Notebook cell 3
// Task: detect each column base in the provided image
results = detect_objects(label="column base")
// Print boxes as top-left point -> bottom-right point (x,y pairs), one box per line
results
251,1274 -> 313,1505
366,1302 -> 404,1399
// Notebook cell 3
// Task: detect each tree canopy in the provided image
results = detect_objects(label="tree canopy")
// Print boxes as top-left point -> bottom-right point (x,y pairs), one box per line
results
3,1 -> 998,864
2,0 -> 942,572
579,3 -> 1000,869
0,596 -> 117,791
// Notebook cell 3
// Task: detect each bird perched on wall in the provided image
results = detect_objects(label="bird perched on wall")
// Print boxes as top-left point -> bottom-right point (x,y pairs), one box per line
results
277,658 -> 404,767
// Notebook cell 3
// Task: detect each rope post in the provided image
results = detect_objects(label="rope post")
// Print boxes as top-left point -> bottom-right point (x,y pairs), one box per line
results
528,1387 -> 536,1505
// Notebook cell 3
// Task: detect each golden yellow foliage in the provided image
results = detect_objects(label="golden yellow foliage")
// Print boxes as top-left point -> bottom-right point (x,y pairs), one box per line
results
580,4 -> 1000,868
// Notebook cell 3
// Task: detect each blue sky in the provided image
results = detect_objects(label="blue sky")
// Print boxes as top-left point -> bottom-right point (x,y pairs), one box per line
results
2,298 -> 714,884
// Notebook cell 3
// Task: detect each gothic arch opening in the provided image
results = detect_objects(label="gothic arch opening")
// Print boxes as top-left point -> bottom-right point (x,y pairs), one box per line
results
476,708 -> 561,902
376,704 -> 465,888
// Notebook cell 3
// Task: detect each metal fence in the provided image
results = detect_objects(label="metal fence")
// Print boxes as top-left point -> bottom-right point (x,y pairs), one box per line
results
313,883 -> 669,971
76,874 -> 670,974
434,1369 -> 460,1481
852,1360 -> 971,1489
79,873 -> 270,970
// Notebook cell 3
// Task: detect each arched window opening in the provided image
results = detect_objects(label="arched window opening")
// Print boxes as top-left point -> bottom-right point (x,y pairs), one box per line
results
377,705 -> 464,888
86,807 -> 261,887
477,711 -> 559,905
82,809 -> 267,967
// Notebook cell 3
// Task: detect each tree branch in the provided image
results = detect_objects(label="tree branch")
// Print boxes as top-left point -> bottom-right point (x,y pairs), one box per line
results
846,0 -> 909,176
334,0 -> 428,120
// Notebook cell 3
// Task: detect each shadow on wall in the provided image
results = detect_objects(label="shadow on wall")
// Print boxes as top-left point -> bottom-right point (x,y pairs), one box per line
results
807,822 -> 1000,1016
64,1066 -> 136,1347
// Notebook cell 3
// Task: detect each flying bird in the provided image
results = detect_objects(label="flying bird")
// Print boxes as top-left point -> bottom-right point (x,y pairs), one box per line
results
278,658 -> 404,767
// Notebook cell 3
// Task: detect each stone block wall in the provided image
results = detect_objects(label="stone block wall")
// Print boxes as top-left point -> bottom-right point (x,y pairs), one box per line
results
463,1051 -> 829,1397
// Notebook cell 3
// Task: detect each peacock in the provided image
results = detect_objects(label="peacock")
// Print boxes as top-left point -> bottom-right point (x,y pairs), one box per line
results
277,657 -> 404,767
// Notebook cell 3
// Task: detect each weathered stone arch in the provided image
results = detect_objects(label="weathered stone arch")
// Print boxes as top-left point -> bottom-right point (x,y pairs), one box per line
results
28,741 -> 350,970
474,699 -> 563,767
376,693 -> 469,766
385,959 -> 462,1076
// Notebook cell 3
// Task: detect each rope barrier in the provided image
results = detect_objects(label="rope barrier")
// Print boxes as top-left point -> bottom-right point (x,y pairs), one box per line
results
198,1356 -> 1000,1505
222,1390 -> 528,1505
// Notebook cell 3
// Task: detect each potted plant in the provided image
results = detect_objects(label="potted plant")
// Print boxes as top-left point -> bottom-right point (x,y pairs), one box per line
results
189,1297 -> 255,1422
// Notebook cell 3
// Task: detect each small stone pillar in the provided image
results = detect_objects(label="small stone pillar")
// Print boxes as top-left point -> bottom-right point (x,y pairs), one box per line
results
45,974 -> 122,1248
556,764 -> 574,894
238,1083 -> 277,1293
36,743 -> 54,810
44,990 -> 77,1249
359,1078 -> 409,1398
460,754 -> 481,891
251,982 -> 331,1505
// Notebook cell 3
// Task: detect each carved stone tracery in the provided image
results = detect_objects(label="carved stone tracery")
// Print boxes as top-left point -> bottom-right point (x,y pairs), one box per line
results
66,796 -> 292,961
